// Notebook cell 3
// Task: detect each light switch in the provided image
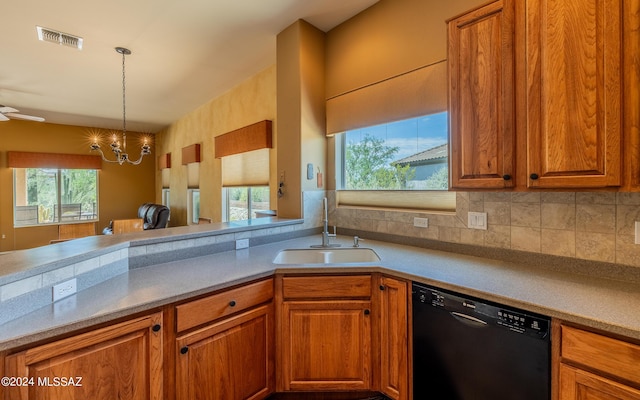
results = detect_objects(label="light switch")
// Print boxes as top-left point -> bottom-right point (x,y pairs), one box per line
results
468,212 -> 487,230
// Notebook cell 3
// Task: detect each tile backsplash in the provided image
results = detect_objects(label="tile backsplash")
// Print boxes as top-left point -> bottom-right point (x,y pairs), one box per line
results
330,191 -> 640,268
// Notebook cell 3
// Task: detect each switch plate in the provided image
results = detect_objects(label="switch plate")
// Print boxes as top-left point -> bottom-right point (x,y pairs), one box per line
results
236,238 -> 249,249
468,212 -> 488,230
635,222 -> 640,245
53,278 -> 77,302
413,217 -> 429,228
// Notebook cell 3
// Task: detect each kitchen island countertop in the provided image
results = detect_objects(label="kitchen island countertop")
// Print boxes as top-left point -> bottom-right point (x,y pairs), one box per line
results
1,233 -> 639,351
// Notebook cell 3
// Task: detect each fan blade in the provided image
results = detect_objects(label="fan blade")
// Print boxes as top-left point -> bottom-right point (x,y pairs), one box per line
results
5,113 -> 45,122
0,113 -> 9,121
0,106 -> 19,113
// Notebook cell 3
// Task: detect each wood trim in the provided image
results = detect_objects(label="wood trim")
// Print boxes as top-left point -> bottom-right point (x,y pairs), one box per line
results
7,151 -> 102,169
158,153 -> 171,169
181,144 -> 201,165
215,120 -> 273,158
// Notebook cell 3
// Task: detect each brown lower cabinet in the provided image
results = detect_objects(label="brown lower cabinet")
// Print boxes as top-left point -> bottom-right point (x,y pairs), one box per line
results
556,322 -> 640,400
3,312 -> 164,400
276,273 -> 409,400
176,304 -> 275,400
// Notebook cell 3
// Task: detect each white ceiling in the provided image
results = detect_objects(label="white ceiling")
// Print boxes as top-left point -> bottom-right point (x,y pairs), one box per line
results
0,0 -> 378,133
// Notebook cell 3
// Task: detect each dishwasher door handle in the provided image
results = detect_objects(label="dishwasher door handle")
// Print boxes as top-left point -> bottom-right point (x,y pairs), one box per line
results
450,311 -> 488,327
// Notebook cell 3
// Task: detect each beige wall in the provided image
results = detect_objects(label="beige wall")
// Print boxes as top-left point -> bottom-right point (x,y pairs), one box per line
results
155,66 -> 277,226
0,120 -> 155,250
325,0 -> 486,99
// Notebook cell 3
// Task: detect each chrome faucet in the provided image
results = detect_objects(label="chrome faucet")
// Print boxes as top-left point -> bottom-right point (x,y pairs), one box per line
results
311,197 -> 340,248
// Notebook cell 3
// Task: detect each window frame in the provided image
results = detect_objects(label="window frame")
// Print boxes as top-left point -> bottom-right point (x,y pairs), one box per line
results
222,186 -> 270,222
187,188 -> 200,225
13,167 -> 99,227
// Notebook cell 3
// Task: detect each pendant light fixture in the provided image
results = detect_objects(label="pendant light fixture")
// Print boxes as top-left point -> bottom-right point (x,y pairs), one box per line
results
91,47 -> 150,165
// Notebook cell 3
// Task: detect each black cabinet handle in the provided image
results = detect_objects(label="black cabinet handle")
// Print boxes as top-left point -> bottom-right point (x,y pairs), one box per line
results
530,173 -> 539,180
152,324 -> 161,332
379,285 -> 385,291
229,300 -> 237,307
503,174 -> 511,181
364,309 -> 370,315
180,346 -> 189,354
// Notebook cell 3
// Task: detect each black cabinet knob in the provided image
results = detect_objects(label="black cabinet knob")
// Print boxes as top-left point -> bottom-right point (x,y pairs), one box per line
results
152,324 -> 161,332
229,300 -> 237,307
530,173 -> 539,180
379,285 -> 385,291
364,309 -> 370,315
180,346 -> 189,354
503,174 -> 512,181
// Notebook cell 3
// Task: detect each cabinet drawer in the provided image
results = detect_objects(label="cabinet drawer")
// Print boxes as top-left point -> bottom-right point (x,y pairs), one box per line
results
176,278 -> 273,332
561,325 -> 640,385
282,275 -> 371,299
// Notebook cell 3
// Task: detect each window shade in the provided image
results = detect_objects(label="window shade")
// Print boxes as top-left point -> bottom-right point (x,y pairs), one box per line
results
7,151 -> 102,169
326,61 -> 447,135
222,148 -> 270,187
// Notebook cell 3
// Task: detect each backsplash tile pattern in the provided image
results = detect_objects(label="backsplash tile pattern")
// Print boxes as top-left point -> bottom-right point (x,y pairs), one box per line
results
330,191 -> 640,269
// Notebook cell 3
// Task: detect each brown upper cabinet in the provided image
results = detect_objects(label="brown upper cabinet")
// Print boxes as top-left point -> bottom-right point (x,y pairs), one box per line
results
449,0 -> 635,190
449,0 -> 516,189
523,0 -> 622,188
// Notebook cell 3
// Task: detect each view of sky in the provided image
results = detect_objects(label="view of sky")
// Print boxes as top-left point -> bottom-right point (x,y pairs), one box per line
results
344,112 -> 449,162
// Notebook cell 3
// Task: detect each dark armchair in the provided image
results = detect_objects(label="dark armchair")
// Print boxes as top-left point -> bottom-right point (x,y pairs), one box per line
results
138,203 -> 170,230
102,203 -> 170,235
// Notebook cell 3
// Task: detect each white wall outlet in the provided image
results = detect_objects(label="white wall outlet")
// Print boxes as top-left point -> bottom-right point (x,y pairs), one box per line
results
236,238 -> 249,250
468,212 -> 488,230
413,217 -> 429,228
635,222 -> 640,245
53,278 -> 77,302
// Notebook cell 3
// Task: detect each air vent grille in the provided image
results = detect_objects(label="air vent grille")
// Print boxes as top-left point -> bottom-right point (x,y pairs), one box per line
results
36,26 -> 83,50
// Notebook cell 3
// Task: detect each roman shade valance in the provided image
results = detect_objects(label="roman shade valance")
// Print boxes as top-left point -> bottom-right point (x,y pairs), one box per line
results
7,151 -> 102,169
216,120 -> 273,187
326,60 -> 447,135
215,120 -> 272,158
158,153 -> 171,169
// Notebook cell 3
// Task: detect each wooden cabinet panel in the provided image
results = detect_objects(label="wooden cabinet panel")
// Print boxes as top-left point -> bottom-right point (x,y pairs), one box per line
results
281,275 -> 372,300
176,278 -> 273,332
561,325 -> 640,386
4,312 -> 163,400
559,364 -> 640,400
449,0 -> 516,189
377,276 -> 409,400
279,300 -> 372,391
176,304 -> 274,400
525,0 -> 622,188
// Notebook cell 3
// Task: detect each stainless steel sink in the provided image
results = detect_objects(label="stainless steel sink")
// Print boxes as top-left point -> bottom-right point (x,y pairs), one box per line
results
273,247 -> 381,265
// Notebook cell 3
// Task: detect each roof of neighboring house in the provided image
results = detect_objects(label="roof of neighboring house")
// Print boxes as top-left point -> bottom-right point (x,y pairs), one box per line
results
393,143 -> 448,166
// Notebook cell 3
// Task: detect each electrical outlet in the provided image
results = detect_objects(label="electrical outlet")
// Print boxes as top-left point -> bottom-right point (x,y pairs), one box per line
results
413,217 -> 429,228
53,278 -> 77,302
236,238 -> 249,250
468,212 -> 488,230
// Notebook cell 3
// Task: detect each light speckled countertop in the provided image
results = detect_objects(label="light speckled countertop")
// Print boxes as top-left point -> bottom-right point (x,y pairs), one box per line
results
1,234 -> 639,351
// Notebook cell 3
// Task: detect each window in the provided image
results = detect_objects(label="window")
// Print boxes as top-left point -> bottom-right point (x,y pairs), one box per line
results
13,168 -> 98,227
187,189 -> 200,225
161,188 -> 170,208
338,112 -> 448,191
222,186 -> 269,222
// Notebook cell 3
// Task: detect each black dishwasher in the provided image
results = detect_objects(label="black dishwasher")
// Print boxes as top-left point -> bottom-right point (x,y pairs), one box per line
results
412,282 -> 551,400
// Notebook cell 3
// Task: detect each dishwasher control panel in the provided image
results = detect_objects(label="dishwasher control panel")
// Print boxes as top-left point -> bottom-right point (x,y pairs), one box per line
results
413,283 -> 550,339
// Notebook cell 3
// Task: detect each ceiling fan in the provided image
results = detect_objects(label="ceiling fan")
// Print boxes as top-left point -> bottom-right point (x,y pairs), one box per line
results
0,105 -> 45,122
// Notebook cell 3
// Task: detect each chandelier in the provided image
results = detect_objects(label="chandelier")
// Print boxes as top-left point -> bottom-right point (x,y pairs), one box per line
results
90,47 -> 150,165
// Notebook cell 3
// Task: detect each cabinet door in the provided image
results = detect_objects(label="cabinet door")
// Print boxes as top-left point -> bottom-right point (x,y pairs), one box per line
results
377,276 -> 409,400
525,0 -> 622,188
280,300 -> 372,391
176,304 -> 274,400
448,0 -> 515,189
4,312 -> 163,400
559,364 -> 640,400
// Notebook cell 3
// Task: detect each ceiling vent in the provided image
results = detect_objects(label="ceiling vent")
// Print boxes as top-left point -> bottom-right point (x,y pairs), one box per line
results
36,26 -> 83,50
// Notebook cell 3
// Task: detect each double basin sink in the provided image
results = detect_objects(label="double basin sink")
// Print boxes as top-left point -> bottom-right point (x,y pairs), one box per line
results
273,247 -> 381,265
